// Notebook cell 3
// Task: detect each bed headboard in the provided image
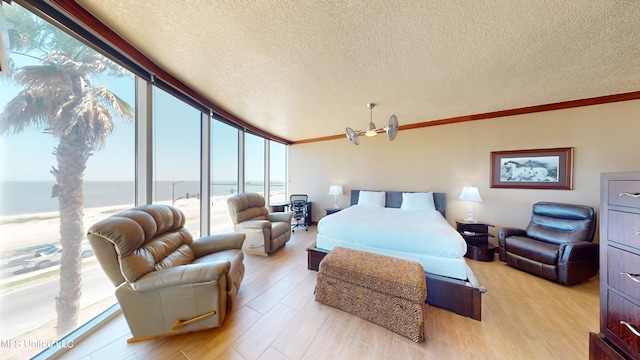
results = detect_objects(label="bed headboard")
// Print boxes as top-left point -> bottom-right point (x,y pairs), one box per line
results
350,190 -> 446,218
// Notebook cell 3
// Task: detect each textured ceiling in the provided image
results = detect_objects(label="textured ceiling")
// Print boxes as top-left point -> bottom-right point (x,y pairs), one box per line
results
75,0 -> 640,142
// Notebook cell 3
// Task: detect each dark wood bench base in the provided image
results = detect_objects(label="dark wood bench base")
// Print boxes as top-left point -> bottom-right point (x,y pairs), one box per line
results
307,244 -> 483,321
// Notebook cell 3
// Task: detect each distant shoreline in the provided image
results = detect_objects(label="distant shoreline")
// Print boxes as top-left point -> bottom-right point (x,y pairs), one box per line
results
0,189 -> 286,222
0,191 -> 286,252
0,181 -> 284,216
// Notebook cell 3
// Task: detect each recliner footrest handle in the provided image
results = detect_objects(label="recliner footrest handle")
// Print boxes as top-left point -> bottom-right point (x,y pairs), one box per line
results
172,311 -> 217,330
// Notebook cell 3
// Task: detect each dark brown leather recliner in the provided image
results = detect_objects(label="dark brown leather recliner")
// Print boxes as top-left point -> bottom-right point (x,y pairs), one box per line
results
498,202 -> 597,285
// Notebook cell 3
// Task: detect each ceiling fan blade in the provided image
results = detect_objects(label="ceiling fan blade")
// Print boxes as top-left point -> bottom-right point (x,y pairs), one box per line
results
345,127 -> 360,145
386,115 -> 398,141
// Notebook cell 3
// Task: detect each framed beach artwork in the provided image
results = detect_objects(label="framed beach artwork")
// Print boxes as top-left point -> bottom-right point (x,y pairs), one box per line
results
490,147 -> 574,190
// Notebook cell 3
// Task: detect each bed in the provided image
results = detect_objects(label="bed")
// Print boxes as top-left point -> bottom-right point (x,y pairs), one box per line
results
316,191 -> 468,280
308,190 -> 486,321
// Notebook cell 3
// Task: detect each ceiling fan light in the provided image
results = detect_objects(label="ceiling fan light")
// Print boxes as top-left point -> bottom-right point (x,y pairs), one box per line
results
365,122 -> 377,137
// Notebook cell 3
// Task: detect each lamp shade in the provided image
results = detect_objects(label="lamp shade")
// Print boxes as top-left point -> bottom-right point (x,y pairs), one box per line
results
328,185 -> 344,196
458,186 -> 483,202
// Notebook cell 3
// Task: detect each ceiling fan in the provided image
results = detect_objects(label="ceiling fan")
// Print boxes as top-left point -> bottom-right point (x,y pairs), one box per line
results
345,103 -> 398,145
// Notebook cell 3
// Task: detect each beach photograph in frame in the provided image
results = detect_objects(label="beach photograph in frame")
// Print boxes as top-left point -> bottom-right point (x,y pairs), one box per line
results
490,147 -> 574,189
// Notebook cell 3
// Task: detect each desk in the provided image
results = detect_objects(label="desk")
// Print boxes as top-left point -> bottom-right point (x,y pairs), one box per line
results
271,202 -> 312,226
269,203 -> 289,213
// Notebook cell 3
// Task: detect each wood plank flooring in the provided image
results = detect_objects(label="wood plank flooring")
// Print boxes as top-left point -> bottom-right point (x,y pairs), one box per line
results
56,226 -> 599,360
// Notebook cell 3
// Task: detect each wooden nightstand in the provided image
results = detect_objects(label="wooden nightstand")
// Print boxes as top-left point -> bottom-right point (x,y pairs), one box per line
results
325,208 -> 341,216
456,221 -> 495,262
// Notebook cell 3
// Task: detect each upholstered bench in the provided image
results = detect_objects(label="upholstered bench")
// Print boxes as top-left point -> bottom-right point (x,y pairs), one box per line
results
314,246 -> 427,342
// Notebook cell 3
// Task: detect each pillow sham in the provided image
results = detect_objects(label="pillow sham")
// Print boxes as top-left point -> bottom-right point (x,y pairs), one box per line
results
357,191 -> 386,208
401,192 -> 435,211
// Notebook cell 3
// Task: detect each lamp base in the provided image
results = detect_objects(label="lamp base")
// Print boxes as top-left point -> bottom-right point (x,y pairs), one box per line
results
333,196 -> 340,209
464,201 -> 477,223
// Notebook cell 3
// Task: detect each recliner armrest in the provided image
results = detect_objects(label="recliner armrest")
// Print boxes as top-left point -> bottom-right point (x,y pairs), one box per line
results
558,241 -> 599,263
498,227 -> 527,247
130,261 -> 231,291
191,232 -> 245,257
235,219 -> 271,230
268,212 -> 293,223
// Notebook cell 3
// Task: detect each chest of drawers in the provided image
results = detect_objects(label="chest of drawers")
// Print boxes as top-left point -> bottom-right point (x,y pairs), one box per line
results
590,172 -> 640,360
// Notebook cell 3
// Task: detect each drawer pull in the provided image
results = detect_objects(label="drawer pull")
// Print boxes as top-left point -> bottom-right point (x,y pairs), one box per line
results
620,321 -> 640,337
621,272 -> 640,282
619,192 -> 640,198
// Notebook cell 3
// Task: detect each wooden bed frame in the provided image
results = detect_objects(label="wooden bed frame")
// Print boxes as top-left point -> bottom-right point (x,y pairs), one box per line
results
308,189 -> 485,321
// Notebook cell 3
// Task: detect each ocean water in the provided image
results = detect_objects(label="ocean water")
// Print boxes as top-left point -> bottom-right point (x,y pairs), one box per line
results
0,181 -> 282,216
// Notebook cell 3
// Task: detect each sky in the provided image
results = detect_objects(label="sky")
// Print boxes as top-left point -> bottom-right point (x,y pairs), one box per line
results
0,46 -> 285,183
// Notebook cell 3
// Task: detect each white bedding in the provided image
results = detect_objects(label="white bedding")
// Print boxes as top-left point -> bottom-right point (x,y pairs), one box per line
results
316,205 -> 469,280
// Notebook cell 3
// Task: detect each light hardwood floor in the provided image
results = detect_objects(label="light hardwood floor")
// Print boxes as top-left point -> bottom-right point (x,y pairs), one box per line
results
57,226 -> 599,360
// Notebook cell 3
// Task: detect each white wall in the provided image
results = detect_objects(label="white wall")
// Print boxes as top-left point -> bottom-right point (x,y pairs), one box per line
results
288,99 -> 640,243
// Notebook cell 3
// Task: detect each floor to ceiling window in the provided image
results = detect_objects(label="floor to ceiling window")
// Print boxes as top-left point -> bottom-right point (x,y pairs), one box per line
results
244,133 -> 266,197
0,3 -> 135,359
269,141 -> 287,204
210,120 -> 239,233
152,88 -> 201,237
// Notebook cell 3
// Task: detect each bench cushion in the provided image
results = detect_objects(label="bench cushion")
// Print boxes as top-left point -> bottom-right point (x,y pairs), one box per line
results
318,246 -> 426,302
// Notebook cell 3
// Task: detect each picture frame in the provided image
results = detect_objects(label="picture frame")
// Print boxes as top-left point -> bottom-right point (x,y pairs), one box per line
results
490,147 -> 574,190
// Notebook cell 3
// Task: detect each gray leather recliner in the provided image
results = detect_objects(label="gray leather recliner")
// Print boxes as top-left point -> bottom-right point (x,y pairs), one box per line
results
87,204 -> 245,341
227,193 -> 293,256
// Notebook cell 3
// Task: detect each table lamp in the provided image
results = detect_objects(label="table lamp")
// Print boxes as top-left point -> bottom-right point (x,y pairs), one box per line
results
458,186 -> 483,223
328,185 -> 344,209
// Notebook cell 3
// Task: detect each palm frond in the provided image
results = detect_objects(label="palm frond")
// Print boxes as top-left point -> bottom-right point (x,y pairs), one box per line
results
5,5 -> 48,54
0,89 -> 50,134
55,94 -> 114,149
94,85 -> 134,121
14,63 -> 73,98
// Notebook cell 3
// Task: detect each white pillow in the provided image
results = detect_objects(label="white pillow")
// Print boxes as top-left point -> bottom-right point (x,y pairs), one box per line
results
357,191 -> 386,208
401,192 -> 435,211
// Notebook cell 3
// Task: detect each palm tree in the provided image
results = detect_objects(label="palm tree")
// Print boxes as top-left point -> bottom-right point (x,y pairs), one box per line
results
1,6 -> 133,337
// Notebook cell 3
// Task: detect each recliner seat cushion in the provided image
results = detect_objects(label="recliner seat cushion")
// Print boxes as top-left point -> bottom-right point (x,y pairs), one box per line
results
505,236 -> 559,265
